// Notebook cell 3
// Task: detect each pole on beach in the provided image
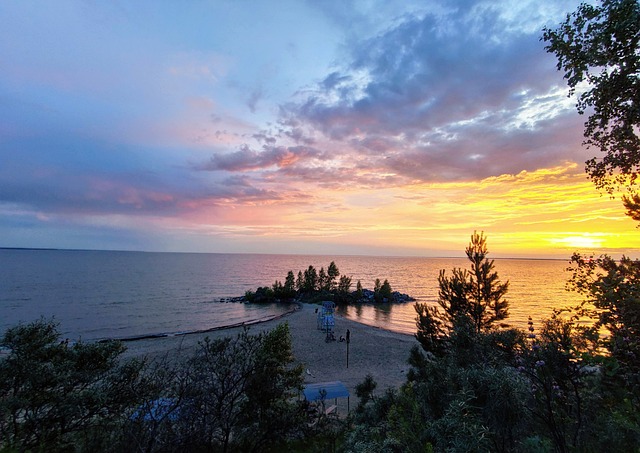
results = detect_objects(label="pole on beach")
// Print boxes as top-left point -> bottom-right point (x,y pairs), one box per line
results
346,329 -> 350,368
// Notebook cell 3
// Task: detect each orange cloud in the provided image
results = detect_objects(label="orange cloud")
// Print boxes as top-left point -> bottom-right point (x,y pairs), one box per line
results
170,162 -> 640,258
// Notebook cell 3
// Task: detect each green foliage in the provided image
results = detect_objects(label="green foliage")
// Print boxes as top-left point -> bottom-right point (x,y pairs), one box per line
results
414,303 -> 447,358
242,323 -> 306,451
540,3 -> 640,446
336,275 -> 353,304
0,319 -> 144,452
405,326 -> 531,453
623,192 -> 640,223
328,261 -> 340,291
345,236 -> 640,453
348,326 -> 528,453
567,253 -> 640,374
296,270 -> 304,291
415,232 -> 509,357
337,275 -> 352,294
0,319 -> 316,452
303,265 -> 319,293
245,285 -> 276,303
247,261 -> 401,306
516,318 -> 590,452
247,271 -> 298,302
381,279 -> 392,302
565,253 -> 640,447
372,278 -> 393,303
318,267 -> 329,292
357,230 -> 636,452
543,0 -> 640,196
354,374 -> 377,410
344,381 -> 428,453
441,231 -> 509,333
122,323 -> 306,452
284,270 -> 297,296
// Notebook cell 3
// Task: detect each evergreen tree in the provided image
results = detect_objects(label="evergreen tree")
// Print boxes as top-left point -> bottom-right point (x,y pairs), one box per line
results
373,278 -> 382,302
380,279 -> 393,302
356,280 -> 364,300
462,231 -> 509,332
296,271 -> 303,292
303,266 -> 318,293
284,271 -> 296,298
415,232 -> 509,354
0,319 -> 144,452
336,275 -> 353,304
240,323 -> 305,450
327,261 -> 340,291
338,275 -> 352,294
318,267 -> 329,292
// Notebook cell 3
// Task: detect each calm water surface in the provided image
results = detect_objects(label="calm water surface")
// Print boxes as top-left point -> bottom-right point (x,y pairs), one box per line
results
0,250 -> 581,340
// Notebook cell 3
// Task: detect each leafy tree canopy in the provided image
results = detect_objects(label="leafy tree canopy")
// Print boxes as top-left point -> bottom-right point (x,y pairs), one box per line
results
0,319 -> 143,452
543,0 -> 640,195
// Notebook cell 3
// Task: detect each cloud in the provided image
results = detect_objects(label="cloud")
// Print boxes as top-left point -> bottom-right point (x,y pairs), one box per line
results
297,12 -> 556,131
266,2 -> 585,184
7,0 -> 630,256
197,144 -> 327,172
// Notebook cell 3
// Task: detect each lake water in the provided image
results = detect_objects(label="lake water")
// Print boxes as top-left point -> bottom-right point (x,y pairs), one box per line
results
0,249 -> 581,341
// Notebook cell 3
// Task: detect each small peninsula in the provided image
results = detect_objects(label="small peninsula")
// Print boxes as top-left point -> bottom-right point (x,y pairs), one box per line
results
241,261 -> 415,305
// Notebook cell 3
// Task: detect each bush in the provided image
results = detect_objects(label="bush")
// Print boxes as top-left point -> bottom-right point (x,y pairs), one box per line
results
0,319 -> 313,452
120,323 -> 306,452
0,319 -> 145,452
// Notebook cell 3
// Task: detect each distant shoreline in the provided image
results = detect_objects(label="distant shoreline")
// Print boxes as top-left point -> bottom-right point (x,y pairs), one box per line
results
0,247 -> 568,261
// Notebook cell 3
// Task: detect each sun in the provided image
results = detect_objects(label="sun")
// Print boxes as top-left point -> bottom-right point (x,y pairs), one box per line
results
552,235 -> 604,249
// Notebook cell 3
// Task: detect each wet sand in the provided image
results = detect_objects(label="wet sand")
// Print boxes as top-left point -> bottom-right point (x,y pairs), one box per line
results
121,303 -> 419,413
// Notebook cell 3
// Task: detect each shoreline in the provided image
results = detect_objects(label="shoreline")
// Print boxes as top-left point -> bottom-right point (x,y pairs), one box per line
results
121,303 -> 420,414
99,304 -> 300,343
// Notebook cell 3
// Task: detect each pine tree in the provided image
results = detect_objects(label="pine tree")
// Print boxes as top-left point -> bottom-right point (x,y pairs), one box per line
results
327,261 -> 340,291
415,232 -> 509,354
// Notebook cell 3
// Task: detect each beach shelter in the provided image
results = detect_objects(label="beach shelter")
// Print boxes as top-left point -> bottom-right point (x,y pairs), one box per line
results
303,381 -> 350,413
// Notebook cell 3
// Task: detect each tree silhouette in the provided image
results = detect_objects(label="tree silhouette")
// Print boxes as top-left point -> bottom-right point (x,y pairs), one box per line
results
415,232 -> 509,354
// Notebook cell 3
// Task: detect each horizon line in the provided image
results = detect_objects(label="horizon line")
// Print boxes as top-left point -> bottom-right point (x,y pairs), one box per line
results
0,246 -> 571,262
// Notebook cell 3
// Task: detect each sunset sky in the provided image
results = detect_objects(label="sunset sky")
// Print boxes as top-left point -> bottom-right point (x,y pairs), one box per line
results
1,0 -> 638,258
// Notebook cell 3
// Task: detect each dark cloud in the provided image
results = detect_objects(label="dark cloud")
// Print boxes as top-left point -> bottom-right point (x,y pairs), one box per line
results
0,158 -> 309,219
0,170 -> 180,217
210,175 -> 313,205
272,2 -> 581,183
197,144 -> 326,172
378,110 -> 589,181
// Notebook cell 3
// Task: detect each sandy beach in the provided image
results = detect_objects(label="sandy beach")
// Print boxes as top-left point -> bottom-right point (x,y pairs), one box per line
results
122,303 -> 420,413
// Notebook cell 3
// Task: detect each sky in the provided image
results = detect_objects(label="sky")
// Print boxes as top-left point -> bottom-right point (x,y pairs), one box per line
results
1,0 -> 639,259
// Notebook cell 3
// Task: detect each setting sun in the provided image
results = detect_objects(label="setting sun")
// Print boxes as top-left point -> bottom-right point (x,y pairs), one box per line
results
550,234 -> 605,250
